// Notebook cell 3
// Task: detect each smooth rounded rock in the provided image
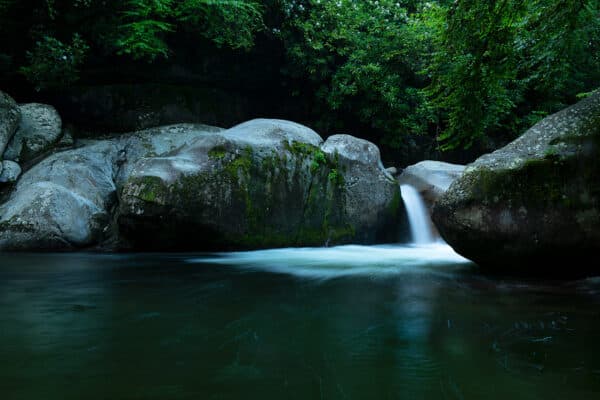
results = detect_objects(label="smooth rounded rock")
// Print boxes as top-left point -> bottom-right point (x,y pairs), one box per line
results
118,121 -> 400,250
398,160 -> 465,209
3,103 -> 62,162
0,160 -> 22,183
432,91 -> 600,273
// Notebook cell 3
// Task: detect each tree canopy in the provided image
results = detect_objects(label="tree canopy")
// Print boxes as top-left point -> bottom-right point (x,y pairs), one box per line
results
0,0 -> 598,152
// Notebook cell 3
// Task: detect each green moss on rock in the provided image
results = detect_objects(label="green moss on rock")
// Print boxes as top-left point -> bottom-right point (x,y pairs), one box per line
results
208,145 -> 227,159
132,175 -> 171,204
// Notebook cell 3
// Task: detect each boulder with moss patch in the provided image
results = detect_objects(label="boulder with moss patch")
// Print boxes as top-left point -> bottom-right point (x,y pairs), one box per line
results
1,119 -> 399,251
0,124 -> 222,250
118,120 -> 400,249
432,91 -> 600,273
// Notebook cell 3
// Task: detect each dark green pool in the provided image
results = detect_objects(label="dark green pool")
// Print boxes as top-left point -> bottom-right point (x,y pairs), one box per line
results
1,245 -> 599,399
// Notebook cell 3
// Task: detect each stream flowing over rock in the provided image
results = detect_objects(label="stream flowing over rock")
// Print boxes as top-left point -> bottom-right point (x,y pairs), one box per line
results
0,111 -> 400,250
432,91 -> 600,272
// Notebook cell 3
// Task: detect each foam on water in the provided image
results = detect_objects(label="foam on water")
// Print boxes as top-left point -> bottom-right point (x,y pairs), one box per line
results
187,243 -> 473,279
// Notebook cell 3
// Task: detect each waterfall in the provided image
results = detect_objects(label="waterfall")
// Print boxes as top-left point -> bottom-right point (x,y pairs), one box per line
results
400,185 -> 435,244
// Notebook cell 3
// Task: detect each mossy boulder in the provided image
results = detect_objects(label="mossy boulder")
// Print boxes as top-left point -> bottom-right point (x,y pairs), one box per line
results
0,123 -> 221,251
118,120 -> 399,250
432,91 -> 600,273
0,118 -> 399,251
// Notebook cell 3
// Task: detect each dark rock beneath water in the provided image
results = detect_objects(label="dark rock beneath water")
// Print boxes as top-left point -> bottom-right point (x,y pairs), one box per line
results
432,91 -> 600,273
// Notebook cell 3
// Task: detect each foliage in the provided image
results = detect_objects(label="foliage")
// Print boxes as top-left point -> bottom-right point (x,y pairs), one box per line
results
426,0 -> 525,149
176,0 -> 264,50
278,0 -> 435,145
0,0 -> 598,152
116,0 -> 264,60
427,0 -> 600,149
116,0 -> 175,60
20,34 -> 89,91
1,0 -> 265,85
278,0 -> 599,150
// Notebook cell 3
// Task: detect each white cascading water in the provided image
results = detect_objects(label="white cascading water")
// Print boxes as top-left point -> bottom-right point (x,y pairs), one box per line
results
189,184 -> 471,280
400,185 -> 435,244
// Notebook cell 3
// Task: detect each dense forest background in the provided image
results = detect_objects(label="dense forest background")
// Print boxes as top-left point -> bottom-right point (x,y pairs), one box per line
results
1,0 -> 598,164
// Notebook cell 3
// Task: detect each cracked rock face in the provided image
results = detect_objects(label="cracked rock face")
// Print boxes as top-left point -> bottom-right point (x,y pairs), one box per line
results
0,91 -> 20,158
0,119 -> 400,251
432,91 -> 600,273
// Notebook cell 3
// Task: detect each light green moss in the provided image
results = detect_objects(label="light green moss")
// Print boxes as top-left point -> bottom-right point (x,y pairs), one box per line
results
133,175 -> 170,203
208,145 -> 227,159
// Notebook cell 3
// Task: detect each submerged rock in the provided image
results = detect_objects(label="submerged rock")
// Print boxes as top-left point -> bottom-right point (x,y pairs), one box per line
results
432,91 -> 600,273
0,91 -> 20,158
118,120 -> 400,249
398,160 -> 465,210
3,103 -> 63,163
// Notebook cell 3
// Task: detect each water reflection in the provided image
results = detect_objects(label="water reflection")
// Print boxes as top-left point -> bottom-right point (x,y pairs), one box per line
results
0,252 -> 599,399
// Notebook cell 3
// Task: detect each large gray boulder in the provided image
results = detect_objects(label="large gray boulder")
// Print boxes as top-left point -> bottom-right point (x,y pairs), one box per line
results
0,91 -> 20,160
112,123 -> 225,185
0,142 -> 119,250
3,103 -> 63,163
118,120 -> 400,249
398,160 -> 465,209
1,119 -> 400,251
432,91 -> 600,273
0,123 -> 221,250
321,134 -> 400,240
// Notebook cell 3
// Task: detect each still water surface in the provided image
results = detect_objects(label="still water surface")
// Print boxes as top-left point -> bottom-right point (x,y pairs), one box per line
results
1,245 -> 599,399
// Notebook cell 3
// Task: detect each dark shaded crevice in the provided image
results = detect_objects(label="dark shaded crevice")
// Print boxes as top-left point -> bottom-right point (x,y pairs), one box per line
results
96,144 -> 131,251
294,163 -> 317,245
